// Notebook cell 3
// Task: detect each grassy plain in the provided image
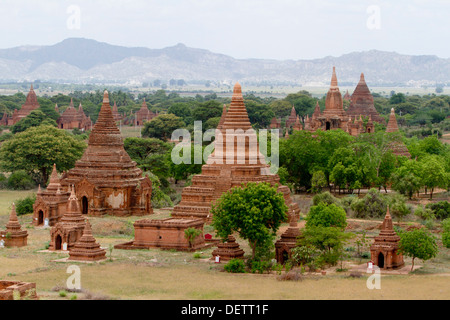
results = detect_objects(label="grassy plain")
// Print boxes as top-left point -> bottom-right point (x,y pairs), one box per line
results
0,188 -> 448,300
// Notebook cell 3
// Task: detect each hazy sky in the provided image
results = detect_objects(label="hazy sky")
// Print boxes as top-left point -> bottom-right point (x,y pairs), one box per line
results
1,0 -> 449,60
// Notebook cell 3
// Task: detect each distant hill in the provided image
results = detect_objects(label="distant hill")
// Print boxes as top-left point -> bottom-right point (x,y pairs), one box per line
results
0,38 -> 449,86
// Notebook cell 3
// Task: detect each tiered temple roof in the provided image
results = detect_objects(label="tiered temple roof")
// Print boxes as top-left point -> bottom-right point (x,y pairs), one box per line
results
347,73 -> 385,123
49,186 -> 86,251
370,207 -> 404,269
60,90 -> 152,217
9,85 -> 40,125
68,220 -> 106,262
1,204 -> 28,247
171,83 -> 300,222
135,99 -> 156,126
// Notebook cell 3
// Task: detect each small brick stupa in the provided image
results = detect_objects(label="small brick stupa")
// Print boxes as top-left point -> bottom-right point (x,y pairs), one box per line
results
347,73 -> 385,124
0,204 -> 28,248
370,207 -> 404,270
171,83 -> 300,222
386,108 -> 411,158
33,164 -> 71,226
275,219 -> 301,264
60,90 -> 152,217
211,235 -> 245,261
68,219 -> 106,262
49,186 -> 86,251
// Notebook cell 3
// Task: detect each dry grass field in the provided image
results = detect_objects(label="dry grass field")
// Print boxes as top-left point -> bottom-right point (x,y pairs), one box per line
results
0,190 -> 449,300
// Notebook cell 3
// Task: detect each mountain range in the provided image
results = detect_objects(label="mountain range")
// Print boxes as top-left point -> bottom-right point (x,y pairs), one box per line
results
0,38 -> 449,87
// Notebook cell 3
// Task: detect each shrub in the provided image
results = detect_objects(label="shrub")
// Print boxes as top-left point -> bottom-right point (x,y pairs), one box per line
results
290,246 -> 319,266
0,173 -> 7,189
277,270 -> 303,282
312,191 -> 340,206
144,172 -> 173,208
426,201 -> 450,220
442,218 -> 450,248
306,203 -> 347,230
224,259 -> 246,273
388,194 -> 413,222
414,204 -> 435,221
15,195 -> 36,216
7,170 -> 35,190
350,188 -> 387,219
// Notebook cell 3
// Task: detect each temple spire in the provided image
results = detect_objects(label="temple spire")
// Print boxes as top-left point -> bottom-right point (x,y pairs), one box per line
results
386,108 -> 399,133
331,66 -> 338,88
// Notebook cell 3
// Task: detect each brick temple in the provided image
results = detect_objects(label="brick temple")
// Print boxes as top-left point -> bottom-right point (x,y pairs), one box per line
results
49,186 -> 86,251
58,90 -> 152,217
305,67 -> 375,136
171,82 -> 300,223
57,99 -> 92,131
135,99 -> 157,126
0,203 -> 28,248
33,164 -> 70,226
370,207 -> 404,270
347,73 -> 385,124
115,218 -> 208,252
1,85 -> 40,126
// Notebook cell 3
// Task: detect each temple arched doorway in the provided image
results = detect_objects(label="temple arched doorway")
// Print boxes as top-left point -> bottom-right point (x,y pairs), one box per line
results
55,235 -> 62,250
326,122 -> 331,131
38,210 -> 44,226
81,196 -> 89,215
378,252 -> 385,269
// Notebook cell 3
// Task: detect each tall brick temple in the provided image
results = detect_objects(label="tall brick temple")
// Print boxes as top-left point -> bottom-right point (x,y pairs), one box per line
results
171,83 -> 300,222
59,90 -> 153,217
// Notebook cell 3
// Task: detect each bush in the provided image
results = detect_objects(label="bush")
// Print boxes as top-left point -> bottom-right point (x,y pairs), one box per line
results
306,203 -> 347,229
426,201 -> 450,220
15,195 -> 36,216
7,170 -> 35,190
442,218 -> 450,248
351,188 -> 387,219
224,259 -> 246,273
0,173 -> 7,189
414,204 -> 435,221
388,194 -> 413,222
312,191 -> 340,207
144,172 -> 173,208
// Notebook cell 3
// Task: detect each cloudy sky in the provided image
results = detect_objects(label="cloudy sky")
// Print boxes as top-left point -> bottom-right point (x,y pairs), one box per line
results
1,0 -> 449,60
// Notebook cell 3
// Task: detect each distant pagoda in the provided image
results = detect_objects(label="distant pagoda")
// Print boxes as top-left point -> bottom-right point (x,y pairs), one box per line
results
347,73 -> 385,124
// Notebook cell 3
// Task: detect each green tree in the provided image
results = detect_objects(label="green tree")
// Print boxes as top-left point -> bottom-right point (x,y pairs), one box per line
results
211,182 -> 288,259
419,155 -> 448,199
306,203 -> 347,230
0,125 -> 86,184
11,110 -> 57,134
142,114 -> 185,141
398,228 -> 439,271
